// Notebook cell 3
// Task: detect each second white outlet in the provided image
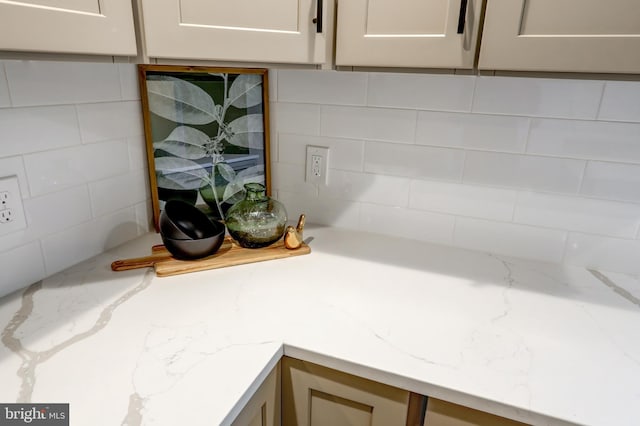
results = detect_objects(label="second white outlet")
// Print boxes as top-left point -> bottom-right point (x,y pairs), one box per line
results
306,145 -> 329,185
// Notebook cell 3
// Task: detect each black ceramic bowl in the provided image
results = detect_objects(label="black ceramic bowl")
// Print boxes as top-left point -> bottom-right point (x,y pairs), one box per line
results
160,200 -> 218,240
161,222 -> 226,260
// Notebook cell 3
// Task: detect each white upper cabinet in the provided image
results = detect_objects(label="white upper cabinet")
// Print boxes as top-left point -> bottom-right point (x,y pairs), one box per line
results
0,0 -> 136,55
336,0 -> 483,69
2,0 -> 638,74
479,0 -> 640,73
139,0 -> 333,64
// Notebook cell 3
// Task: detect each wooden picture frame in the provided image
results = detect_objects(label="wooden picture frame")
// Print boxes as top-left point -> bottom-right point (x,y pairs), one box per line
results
138,65 -> 271,231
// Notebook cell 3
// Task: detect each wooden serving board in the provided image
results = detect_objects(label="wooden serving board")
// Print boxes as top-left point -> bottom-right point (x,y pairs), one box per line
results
112,236 -> 310,277
155,238 -> 310,277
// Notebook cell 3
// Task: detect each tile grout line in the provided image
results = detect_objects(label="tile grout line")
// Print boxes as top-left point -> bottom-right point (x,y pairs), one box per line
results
576,161 -> 589,195
594,81 -> 607,121
522,117 -> 533,154
469,74 -> 479,113
1,61 -> 14,107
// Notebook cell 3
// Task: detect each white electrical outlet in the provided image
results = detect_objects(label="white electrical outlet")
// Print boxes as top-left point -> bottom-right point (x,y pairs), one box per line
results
0,175 -> 27,236
306,145 -> 329,185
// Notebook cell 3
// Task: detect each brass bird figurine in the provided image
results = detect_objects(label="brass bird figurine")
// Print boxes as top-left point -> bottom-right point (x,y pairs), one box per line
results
284,214 -> 306,250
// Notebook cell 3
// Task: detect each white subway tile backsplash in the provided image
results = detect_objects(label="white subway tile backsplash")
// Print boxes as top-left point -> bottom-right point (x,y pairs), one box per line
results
0,64 -> 10,107
598,81 -> 640,123
321,105 -> 416,143
89,170 -> 149,217
268,69 -> 278,102
24,140 -> 130,196
5,61 -> 122,106
277,133 -> 306,166
359,204 -> 455,245
0,106 -> 81,157
23,186 -> 92,238
270,124 -> 279,163
321,170 -> 410,207
514,192 -> 640,238
270,70 -> 640,274
118,64 -> 141,101
278,134 -> 364,172
0,156 -> 29,197
416,111 -> 529,153
463,151 -> 585,194
41,221 -> 96,276
41,207 -> 139,276
409,180 -> 517,222
77,101 -> 143,143
5,60 -> 640,289
134,200 -> 153,234
278,70 -> 367,105
128,136 -> 148,171
364,141 -> 465,181
581,162 -> 640,203
565,233 -> 640,274
527,119 -> 640,163
272,163 -> 318,196
278,190 -> 361,229
0,227 -> 33,254
98,207 -> 145,250
272,103 -> 321,136
0,242 -> 45,295
0,60 -> 155,296
454,218 -> 567,264
472,76 -> 603,119
367,73 -> 474,112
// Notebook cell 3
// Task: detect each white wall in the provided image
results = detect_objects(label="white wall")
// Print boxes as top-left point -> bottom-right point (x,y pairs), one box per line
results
270,69 -> 640,274
2,62 -> 640,297
0,60 -> 152,296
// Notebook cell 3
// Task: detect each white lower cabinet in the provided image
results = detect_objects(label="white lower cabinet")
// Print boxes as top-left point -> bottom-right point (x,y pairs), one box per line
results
424,398 -> 528,426
233,357 -> 530,426
282,357 -> 410,426
231,363 -> 281,426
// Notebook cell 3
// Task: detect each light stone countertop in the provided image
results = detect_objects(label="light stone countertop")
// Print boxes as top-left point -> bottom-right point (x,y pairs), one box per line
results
1,226 -> 639,426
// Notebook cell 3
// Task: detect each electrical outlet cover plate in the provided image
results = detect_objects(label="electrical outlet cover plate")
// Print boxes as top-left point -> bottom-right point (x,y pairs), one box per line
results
305,145 -> 329,185
0,175 -> 27,236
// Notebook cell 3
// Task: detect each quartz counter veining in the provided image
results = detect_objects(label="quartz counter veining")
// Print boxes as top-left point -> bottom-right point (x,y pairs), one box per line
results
1,226 -> 639,426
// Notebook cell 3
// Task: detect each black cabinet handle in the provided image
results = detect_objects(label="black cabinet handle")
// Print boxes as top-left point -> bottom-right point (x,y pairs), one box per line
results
312,0 -> 323,33
457,0 -> 468,34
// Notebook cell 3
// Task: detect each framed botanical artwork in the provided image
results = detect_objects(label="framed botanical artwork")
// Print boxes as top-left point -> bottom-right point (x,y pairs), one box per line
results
138,65 -> 271,230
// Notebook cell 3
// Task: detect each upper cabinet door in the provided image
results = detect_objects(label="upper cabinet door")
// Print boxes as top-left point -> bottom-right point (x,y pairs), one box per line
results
479,0 -> 640,73
140,0 -> 332,64
336,0 -> 483,69
0,0 -> 137,55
